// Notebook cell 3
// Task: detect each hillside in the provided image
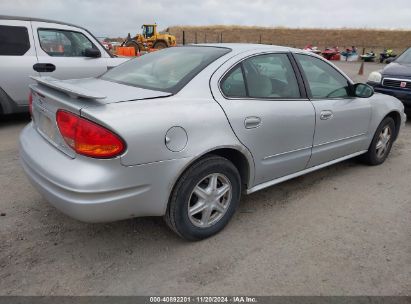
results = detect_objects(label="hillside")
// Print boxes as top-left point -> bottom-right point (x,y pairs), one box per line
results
167,25 -> 411,53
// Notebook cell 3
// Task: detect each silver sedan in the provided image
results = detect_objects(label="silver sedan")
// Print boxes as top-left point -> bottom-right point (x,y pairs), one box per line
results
20,44 -> 406,240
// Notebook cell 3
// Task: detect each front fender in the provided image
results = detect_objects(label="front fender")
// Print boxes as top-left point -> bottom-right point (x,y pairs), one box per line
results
367,93 -> 406,144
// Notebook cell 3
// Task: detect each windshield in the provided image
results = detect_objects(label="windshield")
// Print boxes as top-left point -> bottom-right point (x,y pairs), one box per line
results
101,46 -> 231,93
395,48 -> 411,64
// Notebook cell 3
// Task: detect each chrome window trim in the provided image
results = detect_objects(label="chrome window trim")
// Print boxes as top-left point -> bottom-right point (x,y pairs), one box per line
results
309,97 -> 356,101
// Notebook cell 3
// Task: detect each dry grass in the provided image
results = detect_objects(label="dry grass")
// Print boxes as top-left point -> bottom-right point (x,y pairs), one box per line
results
167,25 -> 411,53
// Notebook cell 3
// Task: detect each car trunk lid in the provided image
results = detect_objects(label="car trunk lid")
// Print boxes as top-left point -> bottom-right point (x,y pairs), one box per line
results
30,77 -> 172,158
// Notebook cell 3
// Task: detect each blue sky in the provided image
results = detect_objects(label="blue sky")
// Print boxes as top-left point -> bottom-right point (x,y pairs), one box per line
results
1,0 -> 411,37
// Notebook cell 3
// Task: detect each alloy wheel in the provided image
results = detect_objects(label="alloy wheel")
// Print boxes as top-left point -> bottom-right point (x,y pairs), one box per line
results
188,173 -> 232,228
376,125 -> 392,159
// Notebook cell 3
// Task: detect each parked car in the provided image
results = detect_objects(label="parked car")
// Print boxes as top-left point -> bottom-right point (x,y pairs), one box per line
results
368,47 -> 411,111
0,15 -> 129,115
20,44 -> 406,240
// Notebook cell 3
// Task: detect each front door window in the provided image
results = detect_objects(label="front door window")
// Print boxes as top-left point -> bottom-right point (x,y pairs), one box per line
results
295,54 -> 351,99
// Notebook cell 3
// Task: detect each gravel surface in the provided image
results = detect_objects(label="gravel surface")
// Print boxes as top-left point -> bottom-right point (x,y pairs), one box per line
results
0,62 -> 410,295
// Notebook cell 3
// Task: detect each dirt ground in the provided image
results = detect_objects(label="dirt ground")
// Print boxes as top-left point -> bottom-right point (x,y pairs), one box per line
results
0,62 -> 410,296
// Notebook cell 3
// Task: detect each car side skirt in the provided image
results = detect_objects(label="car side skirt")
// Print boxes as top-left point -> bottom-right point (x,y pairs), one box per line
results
247,150 -> 368,194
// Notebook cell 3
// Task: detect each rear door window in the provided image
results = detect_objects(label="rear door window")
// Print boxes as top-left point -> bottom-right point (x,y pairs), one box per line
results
243,53 -> 301,99
0,25 -> 30,56
220,53 -> 302,99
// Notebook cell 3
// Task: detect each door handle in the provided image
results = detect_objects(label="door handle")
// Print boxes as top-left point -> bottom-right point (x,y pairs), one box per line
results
244,116 -> 262,129
33,63 -> 56,73
320,110 -> 334,120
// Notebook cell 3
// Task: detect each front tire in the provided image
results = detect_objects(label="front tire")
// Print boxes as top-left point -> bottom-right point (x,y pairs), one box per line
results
125,41 -> 141,54
165,155 -> 241,241
362,117 -> 395,165
153,41 -> 168,49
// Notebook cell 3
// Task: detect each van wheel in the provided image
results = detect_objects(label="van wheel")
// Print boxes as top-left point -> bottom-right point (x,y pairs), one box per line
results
361,117 -> 395,165
165,155 -> 241,241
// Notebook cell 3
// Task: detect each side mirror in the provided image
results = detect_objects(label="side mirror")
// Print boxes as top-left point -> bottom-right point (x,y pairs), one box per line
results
84,48 -> 101,58
353,83 -> 374,98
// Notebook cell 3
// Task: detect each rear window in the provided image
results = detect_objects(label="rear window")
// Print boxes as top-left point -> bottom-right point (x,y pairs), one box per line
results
101,46 -> 231,93
0,25 -> 30,56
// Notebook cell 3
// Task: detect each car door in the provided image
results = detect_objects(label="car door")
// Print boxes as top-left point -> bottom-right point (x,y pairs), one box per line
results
0,20 -> 39,111
30,21 -> 111,79
294,53 -> 372,167
211,52 -> 316,187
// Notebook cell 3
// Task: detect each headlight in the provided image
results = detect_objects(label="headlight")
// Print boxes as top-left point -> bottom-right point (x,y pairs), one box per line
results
368,71 -> 382,83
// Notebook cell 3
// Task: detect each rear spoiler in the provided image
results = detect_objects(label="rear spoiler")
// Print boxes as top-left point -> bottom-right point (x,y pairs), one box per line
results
31,76 -> 106,99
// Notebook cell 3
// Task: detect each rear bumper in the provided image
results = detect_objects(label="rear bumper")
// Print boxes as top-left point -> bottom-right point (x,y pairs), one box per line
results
368,83 -> 411,108
19,123 -> 190,222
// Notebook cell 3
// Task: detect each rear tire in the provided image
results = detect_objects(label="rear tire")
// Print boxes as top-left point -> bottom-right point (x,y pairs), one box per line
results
165,155 -> 241,241
361,117 -> 395,166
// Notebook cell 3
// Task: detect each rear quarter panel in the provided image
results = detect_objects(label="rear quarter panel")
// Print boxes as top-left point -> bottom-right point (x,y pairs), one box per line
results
81,96 -> 251,167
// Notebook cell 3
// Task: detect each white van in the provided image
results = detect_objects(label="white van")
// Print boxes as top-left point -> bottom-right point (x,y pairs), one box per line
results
0,15 -> 129,114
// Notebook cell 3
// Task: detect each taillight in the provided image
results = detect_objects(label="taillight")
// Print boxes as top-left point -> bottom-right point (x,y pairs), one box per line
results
28,92 -> 33,117
56,110 -> 125,158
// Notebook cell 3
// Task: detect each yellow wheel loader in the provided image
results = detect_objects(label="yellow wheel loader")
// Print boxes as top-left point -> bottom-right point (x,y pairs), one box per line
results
122,24 -> 176,53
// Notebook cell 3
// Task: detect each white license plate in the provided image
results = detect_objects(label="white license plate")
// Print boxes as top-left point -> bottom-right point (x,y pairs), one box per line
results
37,111 -> 57,142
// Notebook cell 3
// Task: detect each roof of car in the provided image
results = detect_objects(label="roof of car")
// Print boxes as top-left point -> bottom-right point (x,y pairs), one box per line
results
194,43 -> 301,54
0,15 -> 86,31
